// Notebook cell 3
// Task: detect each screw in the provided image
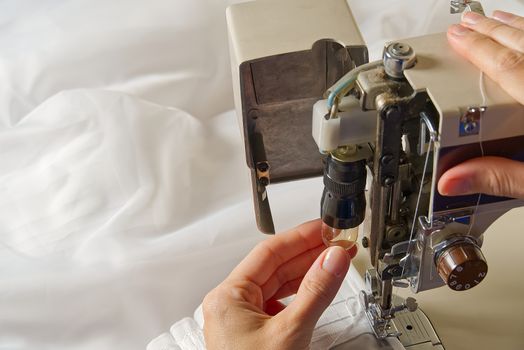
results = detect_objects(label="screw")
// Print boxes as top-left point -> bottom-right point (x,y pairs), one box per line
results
464,121 -> 477,134
259,177 -> 269,186
405,297 -> 418,312
362,237 -> 369,248
248,110 -> 259,120
384,176 -> 395,186
381,154 -> 394,166
257,162 -> 269,172
390,42 -> 411,56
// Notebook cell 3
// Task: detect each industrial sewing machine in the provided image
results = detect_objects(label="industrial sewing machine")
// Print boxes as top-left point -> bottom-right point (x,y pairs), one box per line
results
226,0 -> 524,348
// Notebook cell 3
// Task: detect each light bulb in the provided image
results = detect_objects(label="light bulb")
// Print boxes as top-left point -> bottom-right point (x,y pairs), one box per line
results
321,221 -> 358,250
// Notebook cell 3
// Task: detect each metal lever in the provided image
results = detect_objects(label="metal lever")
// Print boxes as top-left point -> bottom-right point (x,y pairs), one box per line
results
450,1 -> 485,15
418,112 -> 438,156
390,297 -> 418,314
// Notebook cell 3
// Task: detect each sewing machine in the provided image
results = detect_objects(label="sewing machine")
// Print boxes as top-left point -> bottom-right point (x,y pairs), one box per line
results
226,0 -> 524,348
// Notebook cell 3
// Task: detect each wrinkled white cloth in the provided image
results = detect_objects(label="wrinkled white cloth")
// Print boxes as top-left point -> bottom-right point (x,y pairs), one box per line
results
1,1 -> 524,350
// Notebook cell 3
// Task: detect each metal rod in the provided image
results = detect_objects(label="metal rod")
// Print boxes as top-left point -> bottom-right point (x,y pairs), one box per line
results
390,179 -> 402,223
380,279 -> 393,311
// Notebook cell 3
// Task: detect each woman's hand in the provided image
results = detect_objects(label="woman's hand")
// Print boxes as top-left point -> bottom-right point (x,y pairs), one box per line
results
202,219 -> 357,350
438,11 -> 524,199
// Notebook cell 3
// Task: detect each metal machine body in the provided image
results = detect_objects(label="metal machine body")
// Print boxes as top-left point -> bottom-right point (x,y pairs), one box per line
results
227,0 -> 524,348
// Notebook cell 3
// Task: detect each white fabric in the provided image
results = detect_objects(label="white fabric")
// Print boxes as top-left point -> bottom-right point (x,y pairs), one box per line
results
0,1 -> 523,350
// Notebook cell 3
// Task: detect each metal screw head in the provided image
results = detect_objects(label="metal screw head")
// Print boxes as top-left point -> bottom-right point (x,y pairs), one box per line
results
381,154 -> 394,166
383,42 -> 417,79
463,121 -> 477,134
248,110 -> 259,120
257,162 -> 269,172
459,106 -> 484,136
390,42 -> 411,56
405,297 -> 418,312
259,177 -> 269,186
383,176 -> 395,186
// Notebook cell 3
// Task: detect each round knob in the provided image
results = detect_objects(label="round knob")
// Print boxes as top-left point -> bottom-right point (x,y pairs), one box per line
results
382,42 -> 417,79
436,242 -> 488,291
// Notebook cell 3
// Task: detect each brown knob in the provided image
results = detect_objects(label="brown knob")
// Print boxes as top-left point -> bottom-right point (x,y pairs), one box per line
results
436,242 -> 488,291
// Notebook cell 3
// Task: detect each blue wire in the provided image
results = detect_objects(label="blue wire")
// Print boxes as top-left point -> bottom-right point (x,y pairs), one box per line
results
326,76 -> 357,110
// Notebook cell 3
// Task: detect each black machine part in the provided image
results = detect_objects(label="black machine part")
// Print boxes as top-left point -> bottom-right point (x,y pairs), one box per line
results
321,156 -> 367,230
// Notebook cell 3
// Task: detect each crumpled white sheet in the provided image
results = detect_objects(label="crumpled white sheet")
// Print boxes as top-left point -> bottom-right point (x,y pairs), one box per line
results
1,1 -> 523,350
0,88 -> 271,350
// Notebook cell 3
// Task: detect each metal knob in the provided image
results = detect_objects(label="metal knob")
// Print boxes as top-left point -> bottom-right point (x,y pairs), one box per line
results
436,242 -> 488,291
382,42 -> 416,79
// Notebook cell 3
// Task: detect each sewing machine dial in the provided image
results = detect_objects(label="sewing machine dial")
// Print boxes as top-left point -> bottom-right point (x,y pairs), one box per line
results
436,242 -> 488,291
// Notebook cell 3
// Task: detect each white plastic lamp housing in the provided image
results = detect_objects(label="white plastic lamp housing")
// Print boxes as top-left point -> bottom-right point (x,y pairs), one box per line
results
312,97 -> 376,153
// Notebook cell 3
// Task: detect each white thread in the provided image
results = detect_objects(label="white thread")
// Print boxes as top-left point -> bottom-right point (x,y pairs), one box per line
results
478,71 -> 486,158
466,70 -> 487,236
400,136 -> 434,281
479,71 -> 487,107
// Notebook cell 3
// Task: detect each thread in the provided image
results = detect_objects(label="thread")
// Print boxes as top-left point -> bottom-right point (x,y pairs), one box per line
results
466,70 -> 487,236
400,135 -> 434,281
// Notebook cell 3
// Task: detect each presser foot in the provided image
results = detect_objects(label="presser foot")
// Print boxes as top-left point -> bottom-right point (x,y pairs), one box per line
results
359,291 -> 444,349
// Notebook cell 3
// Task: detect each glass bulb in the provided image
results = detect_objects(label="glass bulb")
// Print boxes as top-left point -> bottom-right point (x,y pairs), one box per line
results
321,222 -> 358,251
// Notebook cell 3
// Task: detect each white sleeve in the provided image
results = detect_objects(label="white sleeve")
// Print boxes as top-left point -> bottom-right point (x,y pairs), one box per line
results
147,318 -> 205,350
146,332 -> 181,350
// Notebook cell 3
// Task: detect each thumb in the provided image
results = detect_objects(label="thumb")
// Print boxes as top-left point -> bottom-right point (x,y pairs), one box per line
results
279,246 -> 350,332
438,156 -> 524,199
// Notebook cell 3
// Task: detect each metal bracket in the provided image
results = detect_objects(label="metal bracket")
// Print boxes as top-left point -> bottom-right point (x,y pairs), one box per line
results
419,111 -> 438,155
450,1 -> 485,15
255,161 -> 270,186
459,106 -> 486,137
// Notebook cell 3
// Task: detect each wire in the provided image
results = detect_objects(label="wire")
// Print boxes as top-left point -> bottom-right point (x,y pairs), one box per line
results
466,70 -> 487,237
325,60 -> 382,114
479,71 -> 487,107
400,130 -> 435,281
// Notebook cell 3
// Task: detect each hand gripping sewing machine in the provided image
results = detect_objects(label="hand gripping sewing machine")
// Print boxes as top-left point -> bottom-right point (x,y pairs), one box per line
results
226,0 -> 524,348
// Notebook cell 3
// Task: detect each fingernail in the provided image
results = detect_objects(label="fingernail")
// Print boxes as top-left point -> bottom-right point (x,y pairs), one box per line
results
449,24 -> 471,36
462,11 -> 483,25
321,246 -> 349,277
493,10 -> 515,24
443,178 -> 472,196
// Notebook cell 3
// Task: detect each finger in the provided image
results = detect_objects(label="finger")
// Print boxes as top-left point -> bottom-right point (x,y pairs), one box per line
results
261,244 -> 326,302
438,156 -> 524,199
229,219 -> 322,286
277,246 -> 350,332
493,10 -> 524,31
269,245 -> 358,301
460,12 -> 524,53
347,244 -> 358,260
447,24 -> 524,105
